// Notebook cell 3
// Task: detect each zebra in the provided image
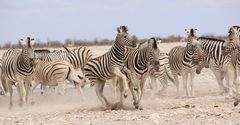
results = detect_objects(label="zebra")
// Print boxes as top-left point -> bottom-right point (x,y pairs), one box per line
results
169,28 -> 199,98
2,37 -> 35,109
192,37 -> 235,96
148,52 -> 174,98
221,26 -> 240,95
34,46 -> 93,92
31,60 -> 85,102
83,26 -> 137,109
115,37 -> 160,109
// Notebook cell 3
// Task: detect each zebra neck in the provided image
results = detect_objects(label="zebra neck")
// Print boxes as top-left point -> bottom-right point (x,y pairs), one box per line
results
182,48 -> 194,63
139,47 -> 149,65
110,42 -> 125,59
17,54 -> 33,71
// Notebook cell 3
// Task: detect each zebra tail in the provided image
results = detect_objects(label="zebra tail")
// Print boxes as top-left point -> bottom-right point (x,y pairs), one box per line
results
164,66 -> 174,84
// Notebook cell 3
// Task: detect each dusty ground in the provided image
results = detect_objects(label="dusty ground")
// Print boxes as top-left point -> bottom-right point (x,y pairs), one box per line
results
0,42 -> 240,125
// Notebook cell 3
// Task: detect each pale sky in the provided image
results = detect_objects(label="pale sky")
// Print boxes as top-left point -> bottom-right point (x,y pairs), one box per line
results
0,0 -> 239,45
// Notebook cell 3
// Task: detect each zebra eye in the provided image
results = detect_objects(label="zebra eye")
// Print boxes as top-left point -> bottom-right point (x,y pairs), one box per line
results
124,36 -> 127,38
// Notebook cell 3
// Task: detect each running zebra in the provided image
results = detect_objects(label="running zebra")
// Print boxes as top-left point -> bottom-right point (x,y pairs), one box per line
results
148,53 -> 174,98
2,37 -> 35,109
83,26 -> 137,109
121,37 -> 160,109
169,29 -> 199,98
31,60 -> 85,102
192,37 -> 235,96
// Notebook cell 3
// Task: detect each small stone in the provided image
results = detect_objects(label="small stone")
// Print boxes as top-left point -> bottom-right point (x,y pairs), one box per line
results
184,105 -> 190,108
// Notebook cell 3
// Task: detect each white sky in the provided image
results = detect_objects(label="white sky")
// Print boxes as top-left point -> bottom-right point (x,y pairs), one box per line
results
0,0 -> 239,44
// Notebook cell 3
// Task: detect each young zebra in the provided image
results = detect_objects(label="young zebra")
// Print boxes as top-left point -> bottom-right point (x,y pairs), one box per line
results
148,53 -> 174,98
2,37 -> 35,109
84,26 -> 137,109
121,37 -> 160,109
169,29 -> 199,98
192,37 -> 235,96
31,60 -> 85,102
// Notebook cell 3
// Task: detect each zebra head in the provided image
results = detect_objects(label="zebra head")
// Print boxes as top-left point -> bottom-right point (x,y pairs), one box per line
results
222,26 -> 240,56
185,28 -> 199,52
192,50 -> 209,74
19,37 -> 35,67
148,37 -> 161,71
116,26 -> 137,48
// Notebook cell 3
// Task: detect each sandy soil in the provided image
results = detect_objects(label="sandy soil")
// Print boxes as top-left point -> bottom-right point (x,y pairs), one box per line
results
0,42 -> 240,125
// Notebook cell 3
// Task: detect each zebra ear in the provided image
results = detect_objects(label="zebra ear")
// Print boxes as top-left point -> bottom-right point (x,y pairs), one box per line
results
19,39 -> 26,47
30,38 -> 35,47
157,38 -> 162,44
117,27 -> 120,33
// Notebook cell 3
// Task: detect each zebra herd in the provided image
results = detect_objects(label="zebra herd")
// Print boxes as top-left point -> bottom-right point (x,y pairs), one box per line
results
0,25 -> 240,110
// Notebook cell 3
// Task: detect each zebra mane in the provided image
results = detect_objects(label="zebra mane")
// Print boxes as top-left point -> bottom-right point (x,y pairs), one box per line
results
151,37 -> 158,50
27,37 -> 31,48
190,29 -> 195,37
198,37 -> 225,42
34,49 -> 51,54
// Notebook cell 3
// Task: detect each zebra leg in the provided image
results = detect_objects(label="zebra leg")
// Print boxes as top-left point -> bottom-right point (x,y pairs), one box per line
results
233,68 -> 239,95
113,67 -> 129,98
158,75 -> 168,96
57,82 -> 65,95
173,74 -> 180,98
7,81 -> 13,109
190,72 -> 195,97
136,74 -> 148,110
182,73 -> 189,97
95,80 -> 110,109
16,81 -> 26,107
128,80 -> 138,109
30,80 -> 39,104
75,82 -> 86,101
214,72 -> 225,95
0,80 -> 5,95
149,75 -> 158,99
24,78 -> 32,104
111,76 -> 119,101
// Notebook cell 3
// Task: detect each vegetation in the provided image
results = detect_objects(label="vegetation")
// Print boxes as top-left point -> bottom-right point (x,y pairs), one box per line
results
0,34 -> 227,49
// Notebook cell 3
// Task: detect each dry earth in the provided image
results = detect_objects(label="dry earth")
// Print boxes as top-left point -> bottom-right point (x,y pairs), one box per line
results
0,42 -> 240,125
